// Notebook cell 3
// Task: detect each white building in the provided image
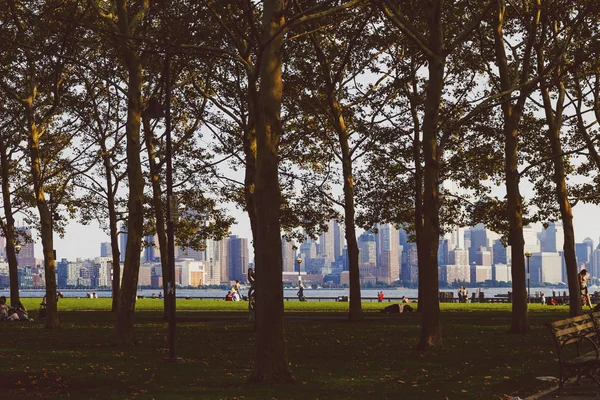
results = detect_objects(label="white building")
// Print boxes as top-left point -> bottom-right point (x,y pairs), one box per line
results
439,264 -> 470,284
530,252 -> 563,284
94,256 -> 112,287
178,259 -> 206,287
494,264 -> 511,282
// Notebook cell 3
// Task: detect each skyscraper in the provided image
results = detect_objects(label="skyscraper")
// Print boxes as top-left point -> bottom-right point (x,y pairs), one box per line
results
16,227 -> 35,267
333,220 -> 344,261
100,242 -> 112,257
318,219 -> 336,267
377,223 -> 400,284
228,235 -> 248,282
281,237 -> 295,272
144,235 -> 156,262
540,222 -> 564,253
523,225 -> 541,253
119,225 -> 128,263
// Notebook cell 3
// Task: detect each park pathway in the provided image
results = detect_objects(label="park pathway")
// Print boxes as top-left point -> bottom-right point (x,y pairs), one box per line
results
526,377 -> 600,399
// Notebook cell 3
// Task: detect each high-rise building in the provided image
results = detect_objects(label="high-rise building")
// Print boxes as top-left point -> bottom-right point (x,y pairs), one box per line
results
529,252 -> 563,284
333,220 -> 344,261
100,242 -> 112,257
398,229 -> 408,246
119,225 -> 128,262
476,247 -> 492,266
219,237 -> 230,283
358,231 -> 377,266
467,224 -> 499,265
300,237 -> 317,272
15,227 -> 36,267
492,240 -> 507,265
576,240 -> 593,269
401,243 -> 418,283
281,237 -> 295,273
228,235 -> 248,282
584,238 -> 595,276
377,223 -> 400,284
318,220 -> 336,267
144,235 -> 157,262
494,264 -> 511,282
523,225 -> 541,253
94,257 -> 112,287
540,222 -> 564,253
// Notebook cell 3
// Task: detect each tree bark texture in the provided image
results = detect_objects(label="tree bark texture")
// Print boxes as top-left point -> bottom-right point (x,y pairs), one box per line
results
142,116 -> 171,318
100,130 -> 122,312
409,70 -> 424,310
0,135 -> 20,307
417,0 -> 444,350
249,0 -> 293,384
25,103 -> 59,328
539,69 -> 581,316
493,0 -> 535,333
309,30 -> 363,321
113,0 -> 145,345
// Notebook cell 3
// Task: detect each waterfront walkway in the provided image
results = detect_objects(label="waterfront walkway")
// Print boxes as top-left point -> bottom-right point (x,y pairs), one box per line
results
526,377 -> 600,399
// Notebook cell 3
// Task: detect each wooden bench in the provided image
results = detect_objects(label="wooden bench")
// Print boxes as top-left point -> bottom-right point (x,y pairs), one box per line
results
547,312 -> 600,392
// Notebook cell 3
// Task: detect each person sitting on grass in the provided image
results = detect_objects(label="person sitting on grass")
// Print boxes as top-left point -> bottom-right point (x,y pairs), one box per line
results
7,302 -> 29,321
225,291 -> 233,301
0,296 -> 8,320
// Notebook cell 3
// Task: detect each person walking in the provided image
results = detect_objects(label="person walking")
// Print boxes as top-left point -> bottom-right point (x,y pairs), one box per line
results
378,291 -> 385,302
579,269 -> 592,309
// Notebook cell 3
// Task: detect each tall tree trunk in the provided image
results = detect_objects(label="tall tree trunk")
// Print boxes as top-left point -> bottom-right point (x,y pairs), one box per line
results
142,116 -> 171,318
25,103 -> 59,328
310,30 -> 363,321
243,62 -> 258,278
539,57 -> 581,316
504,117 -> 528,332
0,134 -> 20,307
409,66 -> 424,310
249,0 -> 293,384
100,133 -> 121,312
493,0 -> 539,333
337,117 -> 362,321
113,1 -> 145,344
417,0 -> 444,350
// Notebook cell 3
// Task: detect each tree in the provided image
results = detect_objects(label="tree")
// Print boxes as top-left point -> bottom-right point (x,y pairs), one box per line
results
491,0 -> 540,332
0,0 -> 87,328
535,1 -> 587,316
377,0 -> 492,349
90,0 -> 149,344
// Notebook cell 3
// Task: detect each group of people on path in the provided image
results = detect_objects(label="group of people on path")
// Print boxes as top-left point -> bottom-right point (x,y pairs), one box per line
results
0,296 -> 30,321
225,280 -> 243,301
457,286 -> 469,303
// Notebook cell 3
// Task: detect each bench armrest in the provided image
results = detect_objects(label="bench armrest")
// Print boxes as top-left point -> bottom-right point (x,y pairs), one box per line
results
564,335 -> 600,358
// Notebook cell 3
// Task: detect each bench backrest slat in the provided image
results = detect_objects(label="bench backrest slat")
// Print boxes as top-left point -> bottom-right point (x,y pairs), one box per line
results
549,313 -> 592,328
562,331 -> 597,346
555,321 -> 596,337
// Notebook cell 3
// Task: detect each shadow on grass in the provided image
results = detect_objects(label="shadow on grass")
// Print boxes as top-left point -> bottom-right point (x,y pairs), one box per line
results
0,308 -> 571,399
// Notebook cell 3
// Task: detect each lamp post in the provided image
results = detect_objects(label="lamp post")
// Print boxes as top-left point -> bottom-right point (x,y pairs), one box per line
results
296,257 -> 302,286
525,252 -> 532,303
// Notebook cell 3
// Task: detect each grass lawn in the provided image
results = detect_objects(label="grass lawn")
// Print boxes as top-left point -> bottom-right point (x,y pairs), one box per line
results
0,299 -> 572,399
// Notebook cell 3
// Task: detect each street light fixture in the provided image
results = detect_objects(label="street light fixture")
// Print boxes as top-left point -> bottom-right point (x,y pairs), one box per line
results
296,257 -> 302,286
525,252 -> 532,304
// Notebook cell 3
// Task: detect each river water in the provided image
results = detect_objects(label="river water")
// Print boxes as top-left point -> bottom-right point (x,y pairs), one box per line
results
1,286 -> 566,300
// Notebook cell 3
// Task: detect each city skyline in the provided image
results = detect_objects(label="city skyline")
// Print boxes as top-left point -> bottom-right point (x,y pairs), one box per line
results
30,201 -> 600,263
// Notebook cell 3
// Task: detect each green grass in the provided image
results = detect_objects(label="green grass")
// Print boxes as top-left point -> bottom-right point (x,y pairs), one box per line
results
0,299 -> 571,399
